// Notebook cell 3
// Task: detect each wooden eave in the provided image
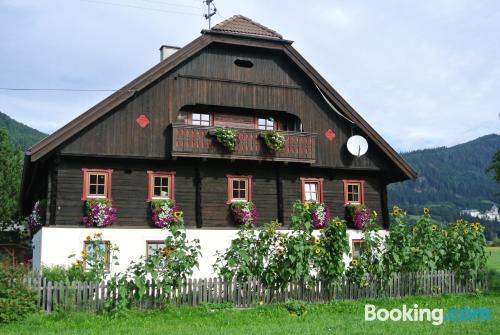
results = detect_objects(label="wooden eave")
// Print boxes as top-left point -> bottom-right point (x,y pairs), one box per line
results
26,32 -> 416,180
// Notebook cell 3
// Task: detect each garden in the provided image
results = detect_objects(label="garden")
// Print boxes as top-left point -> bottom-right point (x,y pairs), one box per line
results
1,201 -> 498,334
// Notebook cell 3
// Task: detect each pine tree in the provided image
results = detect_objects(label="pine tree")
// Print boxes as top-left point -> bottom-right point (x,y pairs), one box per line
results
0,128 -> 23,224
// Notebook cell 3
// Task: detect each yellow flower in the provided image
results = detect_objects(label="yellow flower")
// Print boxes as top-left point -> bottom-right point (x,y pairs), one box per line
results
277,249 -> 284,256
81,250 -> 86,257
392,207 -> 400,216
85,235 -> 91,241
314,239 -> 321,245
335,220 -> 342,227
304,202 -> 310,210
277,241 -> 283,247
351,259 -> 359,266
373,211 -> 378,218
315,247 -> 321,254
443,231 -> 448,237
431,225 -> 437,232
423,208 -> 430,215
464,229 -> 469,235
363,281 -> 369,287
174,211 -> 183,218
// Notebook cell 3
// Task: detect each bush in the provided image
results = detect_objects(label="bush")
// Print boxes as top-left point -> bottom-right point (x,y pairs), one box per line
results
0,266 -> 37,323
284,299 -> 308,316
41,265 -> 95,283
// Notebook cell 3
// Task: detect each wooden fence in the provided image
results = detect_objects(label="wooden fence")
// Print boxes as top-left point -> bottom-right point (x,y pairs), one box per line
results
27,271 -> 487,313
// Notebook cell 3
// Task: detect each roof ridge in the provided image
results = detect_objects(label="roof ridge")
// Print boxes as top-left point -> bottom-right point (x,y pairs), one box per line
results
211,14 -> 283,39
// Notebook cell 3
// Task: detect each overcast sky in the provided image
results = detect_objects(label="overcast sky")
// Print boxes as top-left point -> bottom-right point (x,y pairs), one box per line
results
1,0 -> 499,151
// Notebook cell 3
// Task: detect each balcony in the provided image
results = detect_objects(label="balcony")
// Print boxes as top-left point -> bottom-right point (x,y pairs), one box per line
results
170,124 -> 317,163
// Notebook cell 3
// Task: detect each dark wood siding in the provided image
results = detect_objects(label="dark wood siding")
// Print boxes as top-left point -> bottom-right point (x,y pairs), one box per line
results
54,157 -> 386,228
60,44 -> 394,173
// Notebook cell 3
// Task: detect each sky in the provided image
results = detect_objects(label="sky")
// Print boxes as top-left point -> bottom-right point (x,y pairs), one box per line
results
0,0 -> 499,152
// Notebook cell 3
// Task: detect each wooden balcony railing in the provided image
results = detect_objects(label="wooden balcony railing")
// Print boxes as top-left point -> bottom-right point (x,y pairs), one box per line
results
170,124 -> 317,163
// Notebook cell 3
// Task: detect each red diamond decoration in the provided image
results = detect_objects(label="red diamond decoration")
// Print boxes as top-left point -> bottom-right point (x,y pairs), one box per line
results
325,129 -> 336,141
136,114 -> 150,128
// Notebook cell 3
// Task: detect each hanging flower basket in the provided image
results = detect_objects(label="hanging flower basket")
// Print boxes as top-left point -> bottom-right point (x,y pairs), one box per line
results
345,203 -> 372,230
214,127 -> 237,151
303,201 -> 330,228
230,201 -> 258,226
262,131 -> 285,152
151,199 -> 184,228
82,199 -> 117,228
27,200 -> 46,234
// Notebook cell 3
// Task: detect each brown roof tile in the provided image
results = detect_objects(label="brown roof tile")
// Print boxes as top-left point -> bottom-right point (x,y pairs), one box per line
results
211,15 -> 283,39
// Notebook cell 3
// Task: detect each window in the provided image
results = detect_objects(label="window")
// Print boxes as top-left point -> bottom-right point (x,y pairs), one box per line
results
343,180 -> 365,205
147,171 -> 175,201
83,240 -> 111,271
351,239 -> 365,258
81,169 -> 113,200
257,117 -> 275,130
146,241 -> 166,258
226,175 -> 252,204
191,113 -> 211,126
234,59 -> 254,68
300,178 -> 324,203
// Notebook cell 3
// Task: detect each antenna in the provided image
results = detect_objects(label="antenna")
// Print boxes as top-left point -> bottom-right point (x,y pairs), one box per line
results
204,0 -> 217,28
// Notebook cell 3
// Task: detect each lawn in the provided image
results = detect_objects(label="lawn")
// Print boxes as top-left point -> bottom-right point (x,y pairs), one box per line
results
1,293 -> 498,335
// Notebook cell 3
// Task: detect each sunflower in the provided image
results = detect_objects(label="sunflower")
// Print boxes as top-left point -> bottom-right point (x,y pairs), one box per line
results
351,259 -> 359,266
443,231 -> 448,237
81,250 -> 86,257
335,220 -> 342,227
174,211 -> 183,218
161,248 -> 170,257
315,247 -> 321,254
314,239 -> 321,245
464,229 -> 469,235
373,211 -> 378,218
85,235 -> 91,241
423,207 -> 430,215
431,225 -> 437,232
392,207 -> 400,216
304,202 -> 310,210
277,249 -> 284,256
277,241 -> 283,247
363,281 -> 369,287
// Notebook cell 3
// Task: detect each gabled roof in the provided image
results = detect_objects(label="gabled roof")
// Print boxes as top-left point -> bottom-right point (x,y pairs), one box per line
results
211,15 -> 283,40
26,16 -> 416,180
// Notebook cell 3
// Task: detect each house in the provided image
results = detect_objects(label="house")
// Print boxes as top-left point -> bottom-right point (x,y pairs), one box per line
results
21,15 -> 416,276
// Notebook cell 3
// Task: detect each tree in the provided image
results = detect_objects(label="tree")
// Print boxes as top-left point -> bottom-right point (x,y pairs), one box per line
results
0,128 -> 23,224
487,149 -> 500,184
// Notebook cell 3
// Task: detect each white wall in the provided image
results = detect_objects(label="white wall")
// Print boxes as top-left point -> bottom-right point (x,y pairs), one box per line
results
32,227 -> 387,277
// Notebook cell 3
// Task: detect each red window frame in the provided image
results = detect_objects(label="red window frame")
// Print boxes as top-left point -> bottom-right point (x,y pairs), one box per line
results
300,177 -> 324,203
187,112 -> 212,126
81,169 -> 113,201
226,175 -> 252,204
343,180 -> 365,205
83,240 -> 111,272
351,239 -> 365,258
147,171 -> 175,202
146,240 -> 166,259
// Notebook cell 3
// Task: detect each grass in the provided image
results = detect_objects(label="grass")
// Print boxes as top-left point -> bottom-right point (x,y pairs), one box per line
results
487,247 -> 500,293
1,293 -> 498,335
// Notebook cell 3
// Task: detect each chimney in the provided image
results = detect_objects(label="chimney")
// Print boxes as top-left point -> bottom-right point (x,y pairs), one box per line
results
160,45 -> 180,61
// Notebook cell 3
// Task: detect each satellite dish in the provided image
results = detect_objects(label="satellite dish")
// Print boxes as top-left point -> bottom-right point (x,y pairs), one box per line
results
347,135 -> 368,157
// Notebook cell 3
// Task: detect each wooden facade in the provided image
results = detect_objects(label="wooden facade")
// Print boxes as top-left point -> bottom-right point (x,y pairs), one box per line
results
21,15 -> 416,230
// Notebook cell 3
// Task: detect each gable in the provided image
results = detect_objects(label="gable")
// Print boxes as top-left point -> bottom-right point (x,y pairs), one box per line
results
26,23 -> 416,181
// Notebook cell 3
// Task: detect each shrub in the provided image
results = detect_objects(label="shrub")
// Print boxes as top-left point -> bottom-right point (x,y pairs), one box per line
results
284,299 -> 308,316
215,127 -> 237,151
41,265 -> 95,283
0,266 -> 37,323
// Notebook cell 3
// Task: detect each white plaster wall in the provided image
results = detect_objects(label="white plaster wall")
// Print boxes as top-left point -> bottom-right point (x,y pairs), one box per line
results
33,227 -> 387,277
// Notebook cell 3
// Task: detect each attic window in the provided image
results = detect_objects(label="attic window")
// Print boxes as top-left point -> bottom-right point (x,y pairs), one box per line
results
234,59 -> 253,68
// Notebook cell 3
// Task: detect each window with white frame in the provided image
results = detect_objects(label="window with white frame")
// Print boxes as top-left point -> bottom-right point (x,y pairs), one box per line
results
191,113 -> 211,126
300,178 -> 323,203
257,117 -> 274,130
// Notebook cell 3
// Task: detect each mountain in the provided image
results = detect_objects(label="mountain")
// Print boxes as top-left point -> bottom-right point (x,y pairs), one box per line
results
389,134 -> 500,227
0,111 -> 47,151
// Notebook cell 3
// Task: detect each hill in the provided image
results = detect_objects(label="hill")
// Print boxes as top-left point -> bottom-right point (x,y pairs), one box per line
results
0,111 -> 47,151
389,134 -> 500,230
